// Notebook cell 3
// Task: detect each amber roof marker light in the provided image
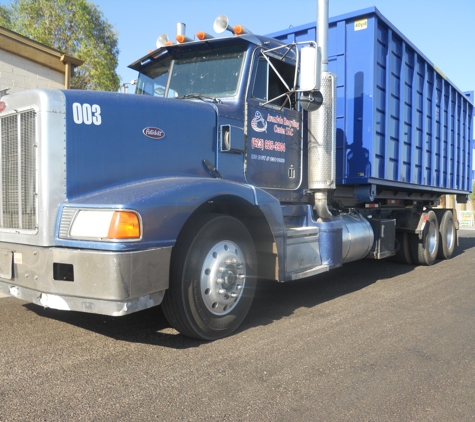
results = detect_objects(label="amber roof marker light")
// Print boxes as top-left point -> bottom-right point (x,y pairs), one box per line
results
213,15 -> 251,35
176,22 -> 193,43
196,31 -> 214,40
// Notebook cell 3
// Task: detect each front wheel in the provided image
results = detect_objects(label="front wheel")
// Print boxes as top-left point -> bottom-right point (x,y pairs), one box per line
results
162,214 -> 257,340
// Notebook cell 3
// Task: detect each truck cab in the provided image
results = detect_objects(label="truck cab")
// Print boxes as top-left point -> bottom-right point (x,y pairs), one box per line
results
130,35 -> 304,194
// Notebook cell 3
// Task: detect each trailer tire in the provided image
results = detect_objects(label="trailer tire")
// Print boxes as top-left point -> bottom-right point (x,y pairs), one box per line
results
437,210 -> 456,260
162,214 -> 257,340
393,232 -> 413,265
410,210 -> 439,266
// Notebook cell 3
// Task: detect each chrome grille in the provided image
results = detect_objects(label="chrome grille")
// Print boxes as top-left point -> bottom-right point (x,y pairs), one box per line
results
0,110 -> 37,231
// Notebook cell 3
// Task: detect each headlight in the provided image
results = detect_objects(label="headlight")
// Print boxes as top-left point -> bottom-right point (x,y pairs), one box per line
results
61,209 -> 142,241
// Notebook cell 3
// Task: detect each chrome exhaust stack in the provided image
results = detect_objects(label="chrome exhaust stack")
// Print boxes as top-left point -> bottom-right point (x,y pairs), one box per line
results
308,72 -> 336,220
308,0 -> 336,221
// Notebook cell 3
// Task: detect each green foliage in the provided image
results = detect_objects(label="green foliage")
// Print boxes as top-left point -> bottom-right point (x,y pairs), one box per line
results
0,5 -> 12,27
0,0 -> 120,91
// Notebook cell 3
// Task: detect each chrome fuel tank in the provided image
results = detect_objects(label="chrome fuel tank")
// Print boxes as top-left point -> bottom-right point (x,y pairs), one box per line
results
340,212 -> 374,263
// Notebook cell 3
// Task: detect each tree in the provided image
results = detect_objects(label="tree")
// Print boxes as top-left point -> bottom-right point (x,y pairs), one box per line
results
0,6 -> 12,27
0,0 -> 120,91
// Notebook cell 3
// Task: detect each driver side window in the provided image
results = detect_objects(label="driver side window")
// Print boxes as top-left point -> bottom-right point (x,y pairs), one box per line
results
252,54 -> 296,109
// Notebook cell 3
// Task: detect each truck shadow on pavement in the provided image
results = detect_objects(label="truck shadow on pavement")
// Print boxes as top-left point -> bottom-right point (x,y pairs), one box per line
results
24,233 -> 475,349
250,231 -> 474,324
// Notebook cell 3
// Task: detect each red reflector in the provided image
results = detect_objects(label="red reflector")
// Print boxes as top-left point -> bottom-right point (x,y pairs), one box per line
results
0,101 -> 6,113
365,203 -> 379,208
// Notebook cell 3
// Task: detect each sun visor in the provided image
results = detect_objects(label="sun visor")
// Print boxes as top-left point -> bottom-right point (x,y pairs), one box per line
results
129,35 -> 263,71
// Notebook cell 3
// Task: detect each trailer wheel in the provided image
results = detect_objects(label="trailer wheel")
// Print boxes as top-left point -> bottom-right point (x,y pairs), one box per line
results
162,214 -> 257,340
437,210 -> 456,260
393,232 -> 413,265
410,210 -> 439,266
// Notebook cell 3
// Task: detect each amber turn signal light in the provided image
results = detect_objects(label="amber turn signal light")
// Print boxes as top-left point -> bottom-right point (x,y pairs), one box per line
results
107,211 -> 141,239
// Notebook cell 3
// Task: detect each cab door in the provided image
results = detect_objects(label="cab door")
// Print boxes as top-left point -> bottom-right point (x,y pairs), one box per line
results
245,51 -> 302,190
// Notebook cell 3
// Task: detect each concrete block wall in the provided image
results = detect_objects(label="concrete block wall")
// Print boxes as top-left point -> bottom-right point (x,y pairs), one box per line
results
0,50 -> 64,94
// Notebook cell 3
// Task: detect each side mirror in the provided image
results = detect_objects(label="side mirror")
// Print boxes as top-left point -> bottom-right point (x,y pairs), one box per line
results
300,45 -> 321,92
299,45 -> 322,111
300,91 -> 323,112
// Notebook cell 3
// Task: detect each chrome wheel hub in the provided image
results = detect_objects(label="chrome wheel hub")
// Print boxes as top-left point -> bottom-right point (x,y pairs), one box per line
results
201,240 -> 246,315
427,220 -> 438,255
446,218 -> 455,250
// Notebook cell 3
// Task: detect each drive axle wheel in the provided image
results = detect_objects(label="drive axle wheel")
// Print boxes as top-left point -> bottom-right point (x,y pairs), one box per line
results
393,231 -> 413,265
437,210 -> 455,260
410,210 -> 439,266
162,214 -> 257,340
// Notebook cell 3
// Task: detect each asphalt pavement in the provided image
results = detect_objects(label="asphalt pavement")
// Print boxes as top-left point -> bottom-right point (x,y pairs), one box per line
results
1,228 -> 475,421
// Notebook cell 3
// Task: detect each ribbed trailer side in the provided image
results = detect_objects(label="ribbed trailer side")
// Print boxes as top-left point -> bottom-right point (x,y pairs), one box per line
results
270,7 -> 473,195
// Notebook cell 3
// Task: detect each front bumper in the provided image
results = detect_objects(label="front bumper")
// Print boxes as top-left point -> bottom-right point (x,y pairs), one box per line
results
0,242 -> 171,316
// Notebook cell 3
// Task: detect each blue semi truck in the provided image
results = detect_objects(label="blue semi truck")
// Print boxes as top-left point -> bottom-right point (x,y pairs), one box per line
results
0,2 -> 472,339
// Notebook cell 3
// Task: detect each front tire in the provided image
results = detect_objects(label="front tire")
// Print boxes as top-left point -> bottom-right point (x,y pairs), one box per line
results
162,214 -> 257,340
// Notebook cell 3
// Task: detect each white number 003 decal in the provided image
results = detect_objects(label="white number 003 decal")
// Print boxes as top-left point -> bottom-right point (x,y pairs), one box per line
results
72,102 -> 102,125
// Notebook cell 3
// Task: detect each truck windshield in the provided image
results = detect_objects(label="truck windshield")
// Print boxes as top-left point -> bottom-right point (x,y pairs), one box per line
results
136,45 -> 247,99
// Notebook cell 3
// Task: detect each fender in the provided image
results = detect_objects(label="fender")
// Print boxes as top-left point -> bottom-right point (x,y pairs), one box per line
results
56,176 -> 286,254
254,188 -> 286,280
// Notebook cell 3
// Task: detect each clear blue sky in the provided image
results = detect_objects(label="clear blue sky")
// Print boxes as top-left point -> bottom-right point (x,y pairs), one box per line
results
87,0 -> 474,95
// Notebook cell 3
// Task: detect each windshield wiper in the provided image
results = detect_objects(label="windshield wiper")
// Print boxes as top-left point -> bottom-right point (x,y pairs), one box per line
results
177,93 -> 221,104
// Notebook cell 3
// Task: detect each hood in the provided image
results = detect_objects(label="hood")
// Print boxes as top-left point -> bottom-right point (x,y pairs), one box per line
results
63,90 -> 218,199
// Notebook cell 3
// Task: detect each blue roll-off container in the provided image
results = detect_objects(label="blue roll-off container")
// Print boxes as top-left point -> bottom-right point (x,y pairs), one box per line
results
270,7 -> 473,196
